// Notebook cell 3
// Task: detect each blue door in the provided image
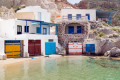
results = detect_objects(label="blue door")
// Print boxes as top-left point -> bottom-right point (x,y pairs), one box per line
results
86,44 -> 95,53
68,26 -> 74,34
86,14 -> 90,20
36,27 -> 40,33
43,28 -> 47,35
77,26 -> 82,33
45,42 -> 56,55
91,44 -> 95,53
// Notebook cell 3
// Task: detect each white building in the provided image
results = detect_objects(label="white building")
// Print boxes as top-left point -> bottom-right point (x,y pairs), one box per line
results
61,9 -> 96,21
15,6 -> 51,22
0,6 -> 58,58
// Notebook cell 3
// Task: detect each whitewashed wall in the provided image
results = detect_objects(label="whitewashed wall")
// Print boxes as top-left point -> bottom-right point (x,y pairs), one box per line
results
0,19 -> 16,38
17,6 -> 51,22
61,9 -> 96,21
0,19 -> 58,57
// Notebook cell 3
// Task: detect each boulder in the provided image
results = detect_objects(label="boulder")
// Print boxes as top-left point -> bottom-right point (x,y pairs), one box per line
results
104,47 -> 120,57
104,51 -> 110,57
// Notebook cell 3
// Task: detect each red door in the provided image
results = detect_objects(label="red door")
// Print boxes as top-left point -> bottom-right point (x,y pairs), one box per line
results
34,40 -> 41,56
28,40 -> 41,56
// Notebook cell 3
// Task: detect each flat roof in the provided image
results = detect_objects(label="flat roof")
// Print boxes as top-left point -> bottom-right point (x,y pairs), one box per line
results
17,19 -> 58,26
96,10 -> 115,18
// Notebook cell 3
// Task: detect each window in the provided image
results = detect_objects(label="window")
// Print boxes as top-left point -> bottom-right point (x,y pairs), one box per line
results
77,26 -> 82,33
43,28 -> 47,35
76,14 -> 81,20
48,39 -> 54,42
24,26 -> 29,33
68,14 -> 72,20
86,14 -> 90,20
17,25 -> 22,34
36,27 -> 40,33
68,26 -> 74,34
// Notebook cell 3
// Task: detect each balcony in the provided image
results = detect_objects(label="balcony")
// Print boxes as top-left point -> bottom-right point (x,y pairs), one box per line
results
17,19 -> 58,35
55,16 -> 88,23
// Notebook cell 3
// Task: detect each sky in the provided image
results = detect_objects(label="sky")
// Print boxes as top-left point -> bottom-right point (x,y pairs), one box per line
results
67,0 -> 81,4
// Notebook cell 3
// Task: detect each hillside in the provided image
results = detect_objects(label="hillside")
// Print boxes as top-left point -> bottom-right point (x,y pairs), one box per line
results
74,0 -> 120,26
0,0 -> 75,20
0,0 -> 119,26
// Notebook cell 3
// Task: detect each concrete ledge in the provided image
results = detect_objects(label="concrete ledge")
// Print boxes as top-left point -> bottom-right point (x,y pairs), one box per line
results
0,54 -> 7,60
49,55 -> 62,58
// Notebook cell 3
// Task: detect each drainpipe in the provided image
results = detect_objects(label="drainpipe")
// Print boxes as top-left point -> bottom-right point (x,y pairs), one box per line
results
49,24 -> 50,35
40,22 -> 42,34
56,25 -> 57,35
26,20 -> 27,32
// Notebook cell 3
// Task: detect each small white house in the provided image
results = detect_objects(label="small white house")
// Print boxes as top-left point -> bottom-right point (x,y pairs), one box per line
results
0,6 -> 58,58
61,9 -> 96,21
15,6 -> 51,22
0,19 -> 58,57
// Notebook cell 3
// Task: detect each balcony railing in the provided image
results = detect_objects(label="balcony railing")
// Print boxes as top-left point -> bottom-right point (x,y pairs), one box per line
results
62,16 -> 88,21
55,16 -> 88,23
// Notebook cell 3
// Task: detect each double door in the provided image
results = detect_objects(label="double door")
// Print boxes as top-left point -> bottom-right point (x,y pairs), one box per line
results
28,40 -> 41,56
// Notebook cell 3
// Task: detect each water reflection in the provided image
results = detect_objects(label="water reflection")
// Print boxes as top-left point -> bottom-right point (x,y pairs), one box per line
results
21,60 -> 30,80
44,58 -> 57,72
1,57 -> 120,80
0,64 -> 5,80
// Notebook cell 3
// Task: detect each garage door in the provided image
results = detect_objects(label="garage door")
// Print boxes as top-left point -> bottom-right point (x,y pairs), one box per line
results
5,40 -> 21,58
68,43 -> 82,55
86,44 -> 95,53
45,42 -> 56,55
28,40 -> 41,56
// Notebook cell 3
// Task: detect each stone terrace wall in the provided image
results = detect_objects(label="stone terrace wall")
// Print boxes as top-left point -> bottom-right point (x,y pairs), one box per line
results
58,21 -> 90,48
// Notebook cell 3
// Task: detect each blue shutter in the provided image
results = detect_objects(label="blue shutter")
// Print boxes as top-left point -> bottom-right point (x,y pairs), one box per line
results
36,27 -> 40,33
68,14 -> 72,20
76,14 -> 81,20
86,14 -> 90,20
68,26 -> 74,34
77,26 -> 82,33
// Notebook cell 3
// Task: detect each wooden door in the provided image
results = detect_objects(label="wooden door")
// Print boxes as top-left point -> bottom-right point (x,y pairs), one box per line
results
28,40 -> 41,56
34,40 -> 41,55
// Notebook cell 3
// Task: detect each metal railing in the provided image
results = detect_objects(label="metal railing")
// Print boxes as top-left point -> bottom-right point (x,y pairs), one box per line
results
55,16 -> 88,23
62,16 -> 88,21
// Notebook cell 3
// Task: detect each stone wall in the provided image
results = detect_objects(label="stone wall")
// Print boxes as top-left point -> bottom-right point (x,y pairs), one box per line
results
58,21 -> 89,48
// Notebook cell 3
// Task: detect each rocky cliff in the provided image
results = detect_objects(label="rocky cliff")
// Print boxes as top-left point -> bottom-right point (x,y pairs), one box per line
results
0,0 -> 75,20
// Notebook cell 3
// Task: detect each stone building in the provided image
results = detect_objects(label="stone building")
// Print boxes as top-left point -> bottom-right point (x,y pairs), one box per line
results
57,9 -> 96,48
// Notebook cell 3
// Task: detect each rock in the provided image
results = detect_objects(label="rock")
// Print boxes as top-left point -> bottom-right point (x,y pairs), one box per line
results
110,47 -> 120,57
104,47 -> 120,57
104,51 -> 110,57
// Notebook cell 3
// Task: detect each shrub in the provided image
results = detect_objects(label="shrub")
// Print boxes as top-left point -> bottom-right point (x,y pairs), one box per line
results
111,26 -> 120,33
96,32 -> 106,39
113,34 -> 119,37
93,29 -> 98,34
103,23 -> 109,26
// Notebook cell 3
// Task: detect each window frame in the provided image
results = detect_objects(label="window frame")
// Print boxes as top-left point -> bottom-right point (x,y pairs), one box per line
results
86,14 -> 90,20
68,14 -> 72,20
24,26 -> 29,33
68,26 -> 74,34
17,25 -> 22,34
76,14 -> 81,20
77,26 -> 82,34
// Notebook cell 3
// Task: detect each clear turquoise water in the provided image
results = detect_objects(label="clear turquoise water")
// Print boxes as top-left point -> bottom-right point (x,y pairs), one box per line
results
1,56 -> 120,80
